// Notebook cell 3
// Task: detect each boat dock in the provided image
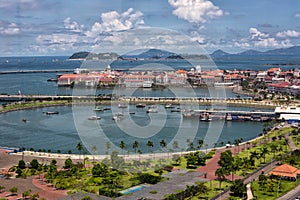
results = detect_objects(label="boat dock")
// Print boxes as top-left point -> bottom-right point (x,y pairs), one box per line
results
183,109 -> 276,122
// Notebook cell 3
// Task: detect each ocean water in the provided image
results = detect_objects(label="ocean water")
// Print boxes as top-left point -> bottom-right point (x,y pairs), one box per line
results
0,105 -> 265,154
0,55 -> 295,153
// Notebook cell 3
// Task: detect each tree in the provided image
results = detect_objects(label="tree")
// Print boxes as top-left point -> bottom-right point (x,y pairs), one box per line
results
76,142 -> 83,159
197,139 -> 204,149
160,139 -> 167,152
106,141 -> 111,155
119,141 -> 125,155
146,140 -> 154,153
30,159 -> 39,169
9,187 -> 18,195
18,160 -> 26,169
92,163 -> 108,177
91,145 -> 97,162
132,140 -> 139,153
218,150 -> 234,180
215,168 -> 226,189
260,146 -> 269,163
0,185 -> 5,193
22,189 -> 31,199
64,158 -> 73,169
172,140 -> 179,152
230,179 -> 246,197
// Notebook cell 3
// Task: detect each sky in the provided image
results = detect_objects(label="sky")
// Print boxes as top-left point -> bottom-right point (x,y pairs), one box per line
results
0,0 -> 300,56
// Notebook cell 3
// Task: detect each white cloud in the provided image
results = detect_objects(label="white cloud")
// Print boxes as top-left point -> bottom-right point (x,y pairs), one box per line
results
295,13 -> 300,18
276,30 -> 300,38
249,27 -> 269,39
64,17 -> 84,33
168,0 -> 227,23
0,22 -> 20,35
85,8 -> 144,38
190,31 -> 205,43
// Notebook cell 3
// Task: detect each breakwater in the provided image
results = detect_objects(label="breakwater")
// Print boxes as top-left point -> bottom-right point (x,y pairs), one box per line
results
0,69 -> 73,74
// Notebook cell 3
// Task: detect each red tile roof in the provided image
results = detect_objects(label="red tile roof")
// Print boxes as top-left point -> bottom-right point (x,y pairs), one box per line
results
269,164 -> 300,178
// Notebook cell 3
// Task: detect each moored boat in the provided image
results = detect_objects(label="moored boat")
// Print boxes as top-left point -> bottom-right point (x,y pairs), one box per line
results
165,104 -> 175,109
88,116 -> 101,120
94,106 -> 103,111
146,108 -> 158,113
136,103 -> 146,108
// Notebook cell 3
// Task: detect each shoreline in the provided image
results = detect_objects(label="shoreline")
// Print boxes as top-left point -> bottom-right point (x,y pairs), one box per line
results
0,131 -> 266,162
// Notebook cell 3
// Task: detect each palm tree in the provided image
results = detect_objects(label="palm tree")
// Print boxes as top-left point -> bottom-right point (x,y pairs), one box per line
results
197,139 -> 204,150
132,140 -> 139,153
204,143 -> 208,154
172,140 -> 179,153
160,139 -> 167,152
105,141 -> 111,155
220,141 -> 225,147
146,140 -> 154,153
260,146 -> 269,163
215,168 -> 226,189
91,146 -> 97,162
119,141 -> 126,156
234,139 -> 240,154
76,142 -> 83,160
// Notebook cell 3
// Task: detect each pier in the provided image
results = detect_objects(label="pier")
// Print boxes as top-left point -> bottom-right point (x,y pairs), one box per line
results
0,69 -> 74,74
182,109 -> 276,122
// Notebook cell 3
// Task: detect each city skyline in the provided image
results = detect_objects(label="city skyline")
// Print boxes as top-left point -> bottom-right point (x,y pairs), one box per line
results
0,0 -> 300,56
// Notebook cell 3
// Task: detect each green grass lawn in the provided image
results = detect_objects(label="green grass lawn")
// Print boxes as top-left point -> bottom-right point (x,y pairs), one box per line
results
251,178 -> 300,200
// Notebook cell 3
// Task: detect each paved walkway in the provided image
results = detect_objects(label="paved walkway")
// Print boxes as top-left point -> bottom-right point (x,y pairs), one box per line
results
246,183 -> 254,200
195,147 -> 243,181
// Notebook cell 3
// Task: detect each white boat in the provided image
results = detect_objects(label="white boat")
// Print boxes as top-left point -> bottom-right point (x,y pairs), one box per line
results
165,104 -> 175,109
93,106 -> 103,111
88,116 -> 101,120
147,108 -> 158,113
112,113 -> 125,120
118,104 -> 128,108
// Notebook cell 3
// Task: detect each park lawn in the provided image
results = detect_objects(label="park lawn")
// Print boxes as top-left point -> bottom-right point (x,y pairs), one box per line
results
2,100 -> 68,110
291,135 -> 300,149
235,139 -> 290,177
251,178 -> 300,200
190,180 -> 232,200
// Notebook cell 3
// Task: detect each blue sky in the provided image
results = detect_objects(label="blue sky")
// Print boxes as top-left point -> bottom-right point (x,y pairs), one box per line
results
0,0 -> 300,56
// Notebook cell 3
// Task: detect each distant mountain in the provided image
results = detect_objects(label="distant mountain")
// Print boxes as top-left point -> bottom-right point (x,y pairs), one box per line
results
211,46 -> 300,58
120,49 -> 183,59
69,52 -> 89,60
210,49 -> 231,57
69,52 -> 119,60
263,46 -> 300,55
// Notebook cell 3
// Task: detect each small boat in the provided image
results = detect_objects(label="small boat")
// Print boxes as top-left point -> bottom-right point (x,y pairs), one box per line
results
103,107 -> 111,111
147,108 -> 158,113
165,104 -> 175,109
129,112 -> 135,114
112,113 -> 125,120
22,118 -> 28,123
45,111 -> 59,115
171,108 -> 181,112
88,116 -> 101,120
118,104 -> 128,108
93,107 -> 103,111
136,103 -> 146,108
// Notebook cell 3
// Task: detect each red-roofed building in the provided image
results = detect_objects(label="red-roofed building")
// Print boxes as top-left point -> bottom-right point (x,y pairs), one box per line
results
269,164 -> 300,180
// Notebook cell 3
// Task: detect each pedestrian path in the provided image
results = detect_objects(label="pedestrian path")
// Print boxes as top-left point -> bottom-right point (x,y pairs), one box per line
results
246,183 -> 254,200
